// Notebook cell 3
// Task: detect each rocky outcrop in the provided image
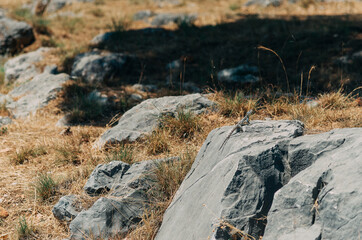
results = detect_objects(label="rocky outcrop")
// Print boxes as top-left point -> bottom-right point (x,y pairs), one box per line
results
0,17 -> 35,55
94,93 -> 215,148
151,13 -> 197,26
217,64 -> 260,84
4,47 -> 52,84
156,122 -> 362,240
263,128 -> 362,240
68,157 -> 178,240
6,73 -> 69,118
155,120 -> 304,240
71,51 -> 135,85
30,0 -> 95,15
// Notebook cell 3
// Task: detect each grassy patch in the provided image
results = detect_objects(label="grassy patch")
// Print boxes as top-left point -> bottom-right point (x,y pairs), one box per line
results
159,109 -> 202,139
216,91 -> 258,118
105,145 -> 134,164
10,146 -> 48,165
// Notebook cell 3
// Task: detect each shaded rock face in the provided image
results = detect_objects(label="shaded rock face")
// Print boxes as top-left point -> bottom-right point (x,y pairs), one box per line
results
6,73 -> 69,118
71,51 -> 134,85
90,28 -> 172,51
94,93 -> 215,148
52,195 -> 83,222
0,17 -> 35,55
69,157 -> 178,240
4,47 -> 52,84
263,128 -> 362,240
217,64 -> 260,84
156,120 -> 304,240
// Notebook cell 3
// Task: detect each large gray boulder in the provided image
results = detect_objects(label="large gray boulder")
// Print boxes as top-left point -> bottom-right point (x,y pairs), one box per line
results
4,47 -> 52,84
155,120 -> 304,240
94,93 -> 215,148
71,51 -> 134,85
6,73 -> 69,118
217,64 -> 260,84
263,128 -> 362,240
69,157 -> 178,240
0,17 -> 35,55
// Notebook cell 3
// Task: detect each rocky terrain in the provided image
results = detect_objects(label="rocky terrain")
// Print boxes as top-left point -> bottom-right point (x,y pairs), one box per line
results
0,0 -> 361,239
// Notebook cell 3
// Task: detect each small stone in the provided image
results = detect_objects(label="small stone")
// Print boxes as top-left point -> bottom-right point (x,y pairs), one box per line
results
0,206 -> 9,218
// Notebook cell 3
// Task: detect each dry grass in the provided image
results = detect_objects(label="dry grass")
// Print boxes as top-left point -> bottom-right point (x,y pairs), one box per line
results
0,0 -> 361,239
0,90 -> 360,239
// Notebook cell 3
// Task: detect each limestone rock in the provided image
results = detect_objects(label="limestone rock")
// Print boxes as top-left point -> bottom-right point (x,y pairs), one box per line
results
4,47 -> 51,84
69,157 -> 178,240
155,120 -> 304,240
151,13 -> 197,26
6,73 -> 69,118
0,17 -> 35,55
263,128 -> 362,240
94,93 -> 215,148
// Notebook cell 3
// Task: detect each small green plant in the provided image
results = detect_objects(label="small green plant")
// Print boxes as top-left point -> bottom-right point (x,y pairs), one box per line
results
0,127 -> 8,136
105,145 -> 133,164
17,216 -> 33,239
34,173 -> 58,202
11,146 -> 48,165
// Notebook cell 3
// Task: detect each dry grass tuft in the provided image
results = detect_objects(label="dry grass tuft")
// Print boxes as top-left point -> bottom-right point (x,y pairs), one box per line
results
146,129 -> 170,155
10,146 -> 48,165
159,109 -> 202,139
318,89 -> 357,110
214,91 -> 259,118
33,173 -> 58,202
